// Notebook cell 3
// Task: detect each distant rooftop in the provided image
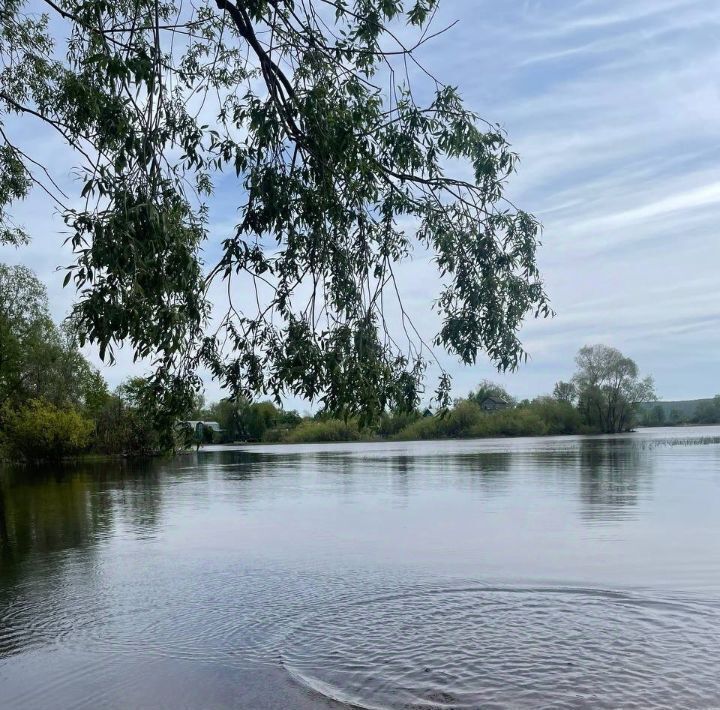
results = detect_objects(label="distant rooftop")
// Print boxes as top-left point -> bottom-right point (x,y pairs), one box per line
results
179,420 -> 223,432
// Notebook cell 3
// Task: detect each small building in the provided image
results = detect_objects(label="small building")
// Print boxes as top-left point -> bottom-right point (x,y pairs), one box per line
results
178,420 -> 224,442
480,396 -> 510,412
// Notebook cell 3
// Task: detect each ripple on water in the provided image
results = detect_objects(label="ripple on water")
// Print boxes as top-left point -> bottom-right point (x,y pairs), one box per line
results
281,586 -> 720,710
3,575 -> 720,709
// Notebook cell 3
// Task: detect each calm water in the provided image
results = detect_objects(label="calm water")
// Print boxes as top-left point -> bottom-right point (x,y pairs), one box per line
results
1,427 -> 720,709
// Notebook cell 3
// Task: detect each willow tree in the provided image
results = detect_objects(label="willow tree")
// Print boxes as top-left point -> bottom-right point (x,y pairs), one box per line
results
0,0 -> 551,420
572,345 -> 656,433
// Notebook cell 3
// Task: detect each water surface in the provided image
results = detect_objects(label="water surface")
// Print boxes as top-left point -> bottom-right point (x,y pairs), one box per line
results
1,427 -> 720,708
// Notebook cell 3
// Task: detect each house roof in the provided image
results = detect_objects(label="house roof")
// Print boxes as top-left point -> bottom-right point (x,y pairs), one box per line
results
179,420 -> 223,431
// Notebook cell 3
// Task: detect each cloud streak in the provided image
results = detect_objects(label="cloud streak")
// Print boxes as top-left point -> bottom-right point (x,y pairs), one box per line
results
2,0 -> 719,406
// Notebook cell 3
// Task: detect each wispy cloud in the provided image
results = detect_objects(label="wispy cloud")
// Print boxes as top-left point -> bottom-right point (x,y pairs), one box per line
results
2,0 -> 719,405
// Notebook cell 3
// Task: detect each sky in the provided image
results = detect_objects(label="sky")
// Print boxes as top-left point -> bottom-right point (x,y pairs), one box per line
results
2,0 -> 720,408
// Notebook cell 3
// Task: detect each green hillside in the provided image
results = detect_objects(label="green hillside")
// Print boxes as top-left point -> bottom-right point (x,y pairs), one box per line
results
638,397 -> 720,425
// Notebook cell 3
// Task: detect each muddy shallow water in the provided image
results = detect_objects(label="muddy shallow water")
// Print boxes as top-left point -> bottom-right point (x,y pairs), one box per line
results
2,427 -> 720,708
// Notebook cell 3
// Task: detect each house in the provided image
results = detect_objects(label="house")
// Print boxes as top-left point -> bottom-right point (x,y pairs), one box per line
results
178,420 -> 224,442
480,397 -> 510,412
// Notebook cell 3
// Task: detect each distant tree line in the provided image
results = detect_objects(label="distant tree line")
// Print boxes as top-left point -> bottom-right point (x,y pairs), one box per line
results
639,396 -> 720,427
194,344 -> 658,444
0,264 -> 670,459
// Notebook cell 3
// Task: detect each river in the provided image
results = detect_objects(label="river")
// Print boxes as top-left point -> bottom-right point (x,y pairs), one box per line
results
1,427 -> 720,708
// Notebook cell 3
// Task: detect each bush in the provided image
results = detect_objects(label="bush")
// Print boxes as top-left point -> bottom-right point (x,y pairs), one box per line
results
376,411 -> 421,438
1,399 -> 93,460
394,400 -> 484,440
93,395 -> 165,456
282,418 -> 362,443
394,400 -> 550,440
525,397 -> 582,435
468,408 -> 547,437
392,415 -> 445,441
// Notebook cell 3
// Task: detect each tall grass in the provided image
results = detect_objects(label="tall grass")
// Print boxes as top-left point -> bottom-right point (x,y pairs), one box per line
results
282,418 -> 363,443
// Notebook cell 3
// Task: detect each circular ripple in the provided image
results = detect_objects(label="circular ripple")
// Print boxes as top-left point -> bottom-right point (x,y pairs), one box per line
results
282,586 -> 720,709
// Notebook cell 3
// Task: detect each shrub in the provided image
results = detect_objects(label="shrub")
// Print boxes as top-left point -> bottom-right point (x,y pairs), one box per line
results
282,418 -> 361,443
393,415 -> 445,441
376,411 -> 421,438
393,401 -> 484,440
394,400 -> 548,440
525,397 -> 582,435
93,395 -> 165,456
469,408 -> 547,437
1,399 -> 93,460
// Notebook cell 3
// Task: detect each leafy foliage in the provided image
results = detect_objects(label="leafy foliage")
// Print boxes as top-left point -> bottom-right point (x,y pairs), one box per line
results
528,396 -> 582,435
1,399 -> 93,460
552,380 -> 577,404
392,399 -> 548,440
1,0 -> 551,421
0,263 -> 109,412
283,417 -> 362,443
692,395 -> 720,425
572,344 -> 655,433
466,379 -> 514,407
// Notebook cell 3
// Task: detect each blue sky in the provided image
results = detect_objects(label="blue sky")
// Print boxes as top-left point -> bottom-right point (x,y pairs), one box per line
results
2,0 -> 720,408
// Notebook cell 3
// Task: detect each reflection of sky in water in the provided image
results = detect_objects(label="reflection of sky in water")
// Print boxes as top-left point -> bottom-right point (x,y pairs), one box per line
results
1,427 -> 720,708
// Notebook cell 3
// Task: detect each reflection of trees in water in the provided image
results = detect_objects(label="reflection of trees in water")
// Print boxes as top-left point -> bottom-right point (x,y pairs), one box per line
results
445,452 -> 513,496
526,439 -> 654,521
109,459 -> 167,535
196,447 -> 515,504
191,442 -> 654,524
0,459 -> 172,658
576,440 -> 653,521
517,439 -> 655,522
1,464 -> 111,569
0,459 -> 167,584
338,451 -> 513,498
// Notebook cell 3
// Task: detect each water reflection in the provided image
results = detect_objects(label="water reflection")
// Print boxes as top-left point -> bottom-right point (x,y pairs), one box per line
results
196,441 -> 650,517
575,440 -> 652,522
0,458 -> 179,603
1,430 -> 719,709
0,437 -> 663,573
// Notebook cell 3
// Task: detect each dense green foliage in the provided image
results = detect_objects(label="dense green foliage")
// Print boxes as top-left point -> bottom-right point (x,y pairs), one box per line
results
255,344 -> 652,442
692,396 -> 720,424
283,418 -> 362,444
0,264 -> 109,459
572,345 -> 655,434
190,398 -> 301,442
1,399 -> 93,460
467,380 -> 515,407
0,264 -> 108,413
552,380 -> 577,404
93,377 -> 186,456
0,263 -> 192,459
0,268 -> 676,457
1,0 -> 551,422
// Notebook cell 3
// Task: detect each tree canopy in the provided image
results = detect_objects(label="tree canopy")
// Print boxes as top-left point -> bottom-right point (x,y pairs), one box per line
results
1,0 -> 551,419
0,263 -> 108,412
552,380 -> 577,404
572,344 -> 655,434
467,379 -> 514,407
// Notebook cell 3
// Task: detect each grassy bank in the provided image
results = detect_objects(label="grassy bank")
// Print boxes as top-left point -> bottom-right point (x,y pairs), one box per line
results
265,398 -> 587,445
